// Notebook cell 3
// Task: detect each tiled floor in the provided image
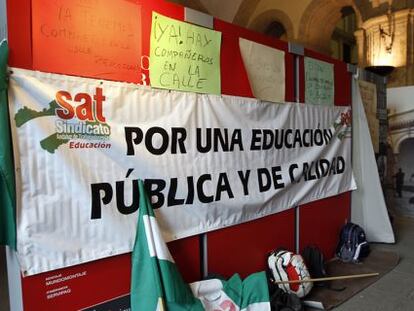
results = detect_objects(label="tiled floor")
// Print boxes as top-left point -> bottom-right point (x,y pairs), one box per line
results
333,190 -> 414,311
333,216 -> 414,311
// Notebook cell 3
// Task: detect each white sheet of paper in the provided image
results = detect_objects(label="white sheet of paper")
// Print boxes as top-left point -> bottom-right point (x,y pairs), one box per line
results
304,57 -> 334,106
239,38 -> 285,103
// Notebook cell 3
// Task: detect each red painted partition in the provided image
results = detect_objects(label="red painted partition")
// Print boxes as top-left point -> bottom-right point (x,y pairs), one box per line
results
6,0 -> 32,68
206,19 -> 296,277
20,254 -> 132,311
207,210 -> 295,278
298,49 -> 352,259
19,238 -> 201,311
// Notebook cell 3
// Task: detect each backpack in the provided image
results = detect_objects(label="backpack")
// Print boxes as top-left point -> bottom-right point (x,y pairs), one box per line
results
301,246 -> 346,292
269,288 -> 304,311
336,222 -> 370,263
301,246 -> 327,287
267,250 -> 313,298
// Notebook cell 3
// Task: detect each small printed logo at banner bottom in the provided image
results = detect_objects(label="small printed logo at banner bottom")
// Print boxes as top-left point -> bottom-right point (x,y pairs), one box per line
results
15,87 -> 112,154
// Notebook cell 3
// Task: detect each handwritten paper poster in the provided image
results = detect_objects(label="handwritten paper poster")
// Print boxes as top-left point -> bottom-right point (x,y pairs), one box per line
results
32,0 -> 142,82
305,57 -> 334,106
239,38 -> 285,103
150,12 -> 221,95
358,80 -> 379,153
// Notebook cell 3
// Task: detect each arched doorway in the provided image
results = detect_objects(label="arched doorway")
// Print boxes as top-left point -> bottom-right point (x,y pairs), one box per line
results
247,9 -> 294,40
298,0 -> 362,53
264,20 -> 287,40
397,138 -> 414,187
389,137 -> 414,216
330,6 -> 358,63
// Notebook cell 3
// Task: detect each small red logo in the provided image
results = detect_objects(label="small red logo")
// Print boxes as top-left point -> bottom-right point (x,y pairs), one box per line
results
55,87 -> 106,123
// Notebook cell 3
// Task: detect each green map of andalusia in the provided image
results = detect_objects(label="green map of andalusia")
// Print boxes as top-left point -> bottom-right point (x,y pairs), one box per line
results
15,100 -> 110,154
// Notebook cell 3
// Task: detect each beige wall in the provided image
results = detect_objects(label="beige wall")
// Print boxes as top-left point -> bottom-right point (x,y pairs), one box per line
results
245,0 -> 313,39
236,0 -> 359,54
199,0 -> 244,23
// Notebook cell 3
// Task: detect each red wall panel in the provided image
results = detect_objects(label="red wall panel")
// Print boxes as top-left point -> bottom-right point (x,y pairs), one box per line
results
207,209 -> 295,278
299,193 -> 351,259
168,237 -> 201,283
6,0 -> 32,68
21,254 -> 132,311
20,236 -> 200,310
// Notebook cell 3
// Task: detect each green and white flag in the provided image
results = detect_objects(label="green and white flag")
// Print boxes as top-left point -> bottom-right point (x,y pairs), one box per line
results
190,272 -> 271,311
131,180 -> 270,310
131,180 -> 204,310
0,40 -> 16,249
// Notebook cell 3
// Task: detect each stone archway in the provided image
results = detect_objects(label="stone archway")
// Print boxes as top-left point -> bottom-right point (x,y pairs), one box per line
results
389,116 -> 414,154
298,0 -> 362,53
232,0 -> 262,27
394,131 -> 414,155
232,0 -> 363,54
397,138 -> 414,185
247,9 -> 295,40
388,122 -> 414,186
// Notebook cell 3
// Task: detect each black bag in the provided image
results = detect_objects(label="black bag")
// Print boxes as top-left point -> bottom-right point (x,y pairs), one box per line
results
269,288 -> 304,311
336,222 -> 370,263
301,246 -> 327,287
301,245 -> 346,291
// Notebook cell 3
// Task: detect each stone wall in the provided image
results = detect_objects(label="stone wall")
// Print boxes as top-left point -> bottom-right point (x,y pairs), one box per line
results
168,0 -> 414,87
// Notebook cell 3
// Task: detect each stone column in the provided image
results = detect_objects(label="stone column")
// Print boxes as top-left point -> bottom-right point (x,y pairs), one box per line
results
354,28 -> 367,67
406,9 -> 414,86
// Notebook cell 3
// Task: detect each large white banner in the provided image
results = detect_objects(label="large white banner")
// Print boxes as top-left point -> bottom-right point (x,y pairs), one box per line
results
9,68 -> 355,275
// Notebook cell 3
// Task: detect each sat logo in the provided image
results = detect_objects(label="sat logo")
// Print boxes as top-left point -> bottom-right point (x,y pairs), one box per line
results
55,87 -> 106,122
49,87 -> 112,152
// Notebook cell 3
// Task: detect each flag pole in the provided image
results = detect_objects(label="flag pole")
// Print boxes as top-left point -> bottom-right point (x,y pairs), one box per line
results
273,272 -> 379,285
